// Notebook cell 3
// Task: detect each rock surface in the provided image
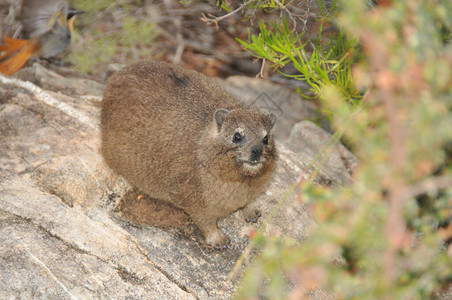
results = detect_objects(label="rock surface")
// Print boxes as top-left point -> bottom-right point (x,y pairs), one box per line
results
0,63 -> 357,299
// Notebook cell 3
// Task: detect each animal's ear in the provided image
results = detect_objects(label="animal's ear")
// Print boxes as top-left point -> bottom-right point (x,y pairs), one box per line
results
214,109 -> 229,129
267,112 -> 277,130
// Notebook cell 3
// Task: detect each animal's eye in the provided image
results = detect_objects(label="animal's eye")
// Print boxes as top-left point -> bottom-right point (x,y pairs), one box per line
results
262,135 -> 269,145
233,132 -> 243,143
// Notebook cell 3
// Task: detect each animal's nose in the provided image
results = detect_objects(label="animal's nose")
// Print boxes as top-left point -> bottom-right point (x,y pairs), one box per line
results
251,145 -> 262,158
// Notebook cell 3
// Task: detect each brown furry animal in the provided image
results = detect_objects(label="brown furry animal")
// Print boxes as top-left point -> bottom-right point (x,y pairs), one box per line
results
101,61 -> 277,249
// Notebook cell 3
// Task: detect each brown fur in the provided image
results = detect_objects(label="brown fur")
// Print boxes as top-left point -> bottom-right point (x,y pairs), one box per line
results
101,61 -> 277,249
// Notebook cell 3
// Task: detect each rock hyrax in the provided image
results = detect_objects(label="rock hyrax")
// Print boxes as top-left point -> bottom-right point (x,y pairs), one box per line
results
101,61 -> 277,249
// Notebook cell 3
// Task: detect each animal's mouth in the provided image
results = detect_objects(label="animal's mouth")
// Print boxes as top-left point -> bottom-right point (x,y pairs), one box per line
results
246,160 -> 262,166
235,156 -> 267,169
234,157 -> 268,177
240,157 -> 267,167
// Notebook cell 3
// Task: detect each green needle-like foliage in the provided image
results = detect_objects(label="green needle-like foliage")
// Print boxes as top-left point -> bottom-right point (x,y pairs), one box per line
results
237,1 -> 361,105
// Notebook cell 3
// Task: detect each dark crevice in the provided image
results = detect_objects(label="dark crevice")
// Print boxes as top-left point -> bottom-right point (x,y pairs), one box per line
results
132,241 -> 197,297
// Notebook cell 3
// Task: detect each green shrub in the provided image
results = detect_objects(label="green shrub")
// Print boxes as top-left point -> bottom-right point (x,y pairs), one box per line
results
68,0 -> 158,75
229,0 -> 452,298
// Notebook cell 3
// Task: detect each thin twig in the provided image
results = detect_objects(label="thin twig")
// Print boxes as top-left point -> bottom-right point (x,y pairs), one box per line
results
163,0 -> 184,64
287,4 -> 320,19
403,175 -> 452,200
256,44 -> 268,78
256,58 -> 266,78
157,26 -> 254,63
200,1 -> 253,29
302,0 -> 312,33
273,0 -> 298,29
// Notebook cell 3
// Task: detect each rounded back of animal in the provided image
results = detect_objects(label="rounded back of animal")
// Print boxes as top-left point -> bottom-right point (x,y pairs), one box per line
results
101,61 -> 277,249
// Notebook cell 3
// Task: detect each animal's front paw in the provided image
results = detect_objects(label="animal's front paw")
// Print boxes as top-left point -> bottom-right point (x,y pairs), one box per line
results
244,209 -> 261,223
205,230 -> 230,250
